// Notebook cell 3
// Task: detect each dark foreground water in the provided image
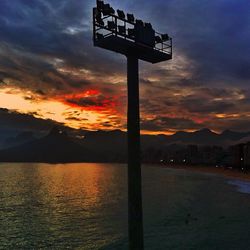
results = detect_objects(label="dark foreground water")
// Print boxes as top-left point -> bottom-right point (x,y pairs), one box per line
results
1,163 -> 250,249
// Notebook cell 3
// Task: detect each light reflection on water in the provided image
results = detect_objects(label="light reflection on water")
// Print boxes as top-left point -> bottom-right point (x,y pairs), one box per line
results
0,163 -> 127,249
1,163 -> 250,249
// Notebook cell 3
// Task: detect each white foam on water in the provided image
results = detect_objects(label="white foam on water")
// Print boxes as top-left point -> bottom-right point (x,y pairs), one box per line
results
227,179 -> 250,194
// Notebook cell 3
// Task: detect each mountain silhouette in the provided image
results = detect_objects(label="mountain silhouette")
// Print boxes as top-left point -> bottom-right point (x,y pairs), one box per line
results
220,129 -> 250,141
3,131 -> 35,149
0,127 -> 96,163
82,130 -> 127,162
1,127 -> 250,163
164,128 -> 218,145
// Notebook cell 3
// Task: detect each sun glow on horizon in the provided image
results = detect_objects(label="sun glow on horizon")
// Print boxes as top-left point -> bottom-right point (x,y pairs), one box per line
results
0,87 -> 116,130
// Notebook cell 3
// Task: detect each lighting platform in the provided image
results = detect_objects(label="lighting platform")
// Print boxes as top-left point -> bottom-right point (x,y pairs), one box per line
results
93,2 -> 172,64
94,34 -> 172,64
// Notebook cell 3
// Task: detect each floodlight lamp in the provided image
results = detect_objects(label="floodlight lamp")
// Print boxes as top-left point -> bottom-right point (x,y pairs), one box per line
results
145,23 -> 152,29
136,19 -> 144,26
161,34 -> 170,41
155,36 -> 162,43
128,28 -> 135,38
108,21 -> 116,30
109,7 -> 115,15
118,25 -> 126,35
127,13 -> 135,23
96,16 -> 104,26
97,0 -> 105,10
96,33 -> 104,40
117,9 -> 125,19
102,4 -> 114,15
95,9 -> 102,19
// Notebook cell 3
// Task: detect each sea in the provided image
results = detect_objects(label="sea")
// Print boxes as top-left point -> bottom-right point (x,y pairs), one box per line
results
1,163 -> 250,249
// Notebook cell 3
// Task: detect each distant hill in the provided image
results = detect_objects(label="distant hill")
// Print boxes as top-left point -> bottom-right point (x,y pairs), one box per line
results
220,130 -> 250,142
81,128 -> 250,148
3,131 -> 35,149
160,128 -> 250,146
166,128 -> 219,145
0,127 -> 96,163
1,127 -> 250,163
81,130 -> 127,162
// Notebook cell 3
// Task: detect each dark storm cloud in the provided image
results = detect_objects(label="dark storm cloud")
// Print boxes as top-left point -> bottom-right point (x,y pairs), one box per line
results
126,0 -> 250,86
65,116 -> 86,122
141,116 -> 202,132
0,0 -> 90,56
180,97 -> 235,114
0,43 -> 89,95
0,0 -> 125,96
206,117 -> 250,133
1,0 -> 250,86
66,95 -> 114,108
1,0 -> 250,132
179,87 -> 241,114
181,1 -> 250,85
1,0 -> 249,88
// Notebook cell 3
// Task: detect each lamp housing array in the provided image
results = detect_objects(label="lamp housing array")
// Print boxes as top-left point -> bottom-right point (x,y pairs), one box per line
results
93,0 -> 172,63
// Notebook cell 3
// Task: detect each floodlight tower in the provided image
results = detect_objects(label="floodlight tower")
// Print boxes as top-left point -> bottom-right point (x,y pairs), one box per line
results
93,1 -> 172,249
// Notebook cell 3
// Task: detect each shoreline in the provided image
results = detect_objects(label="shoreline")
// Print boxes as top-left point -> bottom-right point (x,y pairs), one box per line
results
159,164 -> 250,182
1,161 -> 250,183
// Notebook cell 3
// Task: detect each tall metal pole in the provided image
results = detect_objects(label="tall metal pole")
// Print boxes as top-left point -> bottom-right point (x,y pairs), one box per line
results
127,55 -> 144,250
93,4 -> 172,248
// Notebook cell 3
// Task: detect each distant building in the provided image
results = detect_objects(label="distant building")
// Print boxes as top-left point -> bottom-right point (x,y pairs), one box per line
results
231,143 -> 245,171
243,142 -> 250,172
186,145 -> 199,164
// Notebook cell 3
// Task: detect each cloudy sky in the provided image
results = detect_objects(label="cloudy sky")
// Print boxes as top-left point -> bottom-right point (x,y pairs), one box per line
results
0,0 -> 250,134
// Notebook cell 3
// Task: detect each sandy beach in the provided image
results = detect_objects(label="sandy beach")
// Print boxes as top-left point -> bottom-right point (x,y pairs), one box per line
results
161,164 -> 250,182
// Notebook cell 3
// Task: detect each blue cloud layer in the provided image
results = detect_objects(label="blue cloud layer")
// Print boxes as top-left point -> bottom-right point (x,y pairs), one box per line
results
1,0 -> 250,132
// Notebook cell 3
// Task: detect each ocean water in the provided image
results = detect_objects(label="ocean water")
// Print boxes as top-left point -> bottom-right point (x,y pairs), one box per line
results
1,163 -> 250,249
227,179 -> 250,194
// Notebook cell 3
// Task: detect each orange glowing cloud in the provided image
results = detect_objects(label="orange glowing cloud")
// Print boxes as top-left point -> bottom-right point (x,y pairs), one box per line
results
58,89 -> 120,113
0,87 -> 124,130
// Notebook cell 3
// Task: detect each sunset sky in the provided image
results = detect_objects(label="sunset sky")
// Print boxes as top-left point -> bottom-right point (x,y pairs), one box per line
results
1,0 -> 250,135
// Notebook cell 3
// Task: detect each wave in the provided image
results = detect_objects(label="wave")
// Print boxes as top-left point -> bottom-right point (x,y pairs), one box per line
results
227,179 -> 250,194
